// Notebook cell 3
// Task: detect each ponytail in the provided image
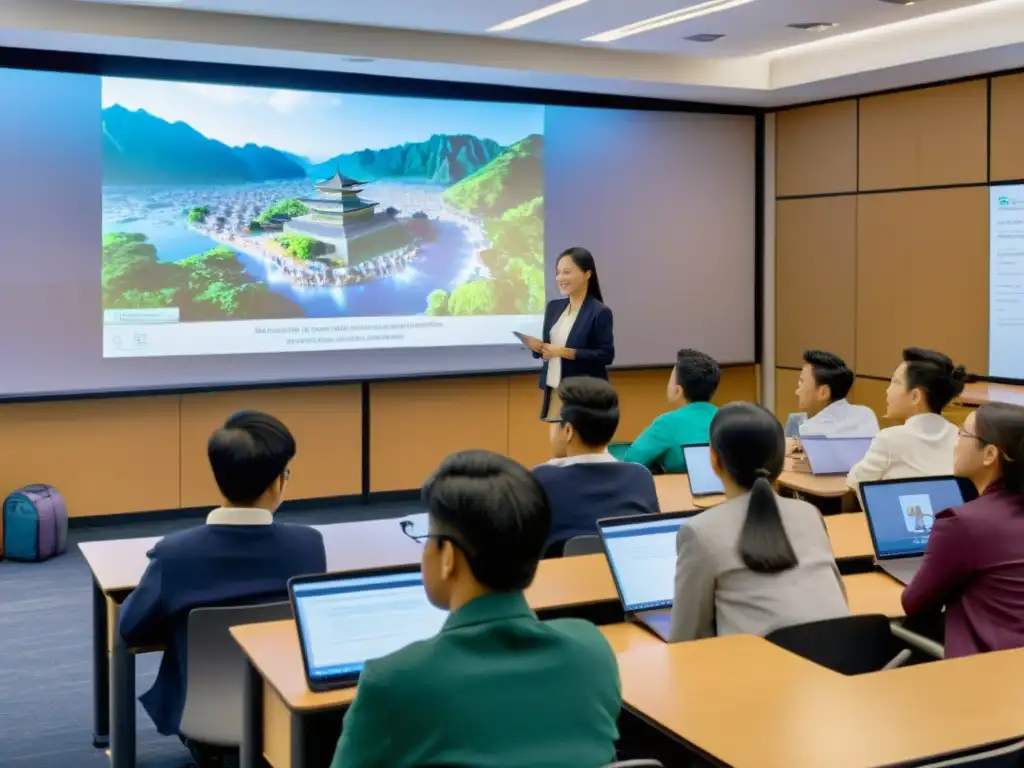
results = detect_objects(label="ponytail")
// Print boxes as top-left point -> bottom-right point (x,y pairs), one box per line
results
738,472 -> 798,574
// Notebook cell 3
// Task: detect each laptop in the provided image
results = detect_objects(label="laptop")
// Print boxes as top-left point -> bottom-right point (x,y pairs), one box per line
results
800,435 -> 874,475
681,444 -> 725,497
289,565 -> 447,692
597,510 -> 699,641
860,476 -> 977,585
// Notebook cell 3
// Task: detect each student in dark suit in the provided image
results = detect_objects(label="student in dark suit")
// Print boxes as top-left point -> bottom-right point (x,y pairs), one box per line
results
533,376 -> 660,556
119,411 -> 326,767
902,402 -> 1024,657
520,247 -> 615,418
331,450 -> 621,768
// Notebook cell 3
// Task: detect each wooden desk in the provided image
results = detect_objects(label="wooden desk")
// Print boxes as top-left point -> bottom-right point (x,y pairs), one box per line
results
824,512 -> 873,562
653,474 -> 725,511
778,457 -> 850,499
959,381 -> 1024,407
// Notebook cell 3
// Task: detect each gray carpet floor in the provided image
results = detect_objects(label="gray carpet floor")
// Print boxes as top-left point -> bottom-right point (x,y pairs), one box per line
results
0,500 -> 417,767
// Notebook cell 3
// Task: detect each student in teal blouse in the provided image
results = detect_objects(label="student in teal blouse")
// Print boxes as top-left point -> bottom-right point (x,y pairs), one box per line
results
624,349 -> 721,473
330,450 -> 621,768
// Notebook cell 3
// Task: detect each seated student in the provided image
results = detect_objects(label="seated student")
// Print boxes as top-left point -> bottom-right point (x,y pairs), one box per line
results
669,402 -> 848,642
623,349 -> 720,472
331,450 -> 621,768
795,350 -> 879,438
533,376 -> 660,555
847,347 -> 966,495
902,403 -> 1024,657
119,411 -> 326,765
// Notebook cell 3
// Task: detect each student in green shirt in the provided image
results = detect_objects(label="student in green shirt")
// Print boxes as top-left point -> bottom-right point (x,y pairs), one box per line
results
330,450 -> 622,768
624,349 -> 720,473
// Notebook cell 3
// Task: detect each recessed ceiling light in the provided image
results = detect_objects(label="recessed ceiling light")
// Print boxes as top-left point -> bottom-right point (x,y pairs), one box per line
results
585,0 -> 757,43
686,33 -> 725,42
488,0 -> 591,33
787,22 -> 840,32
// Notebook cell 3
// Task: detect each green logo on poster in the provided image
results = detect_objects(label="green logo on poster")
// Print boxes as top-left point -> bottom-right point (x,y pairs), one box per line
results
999,196 -> 1011,206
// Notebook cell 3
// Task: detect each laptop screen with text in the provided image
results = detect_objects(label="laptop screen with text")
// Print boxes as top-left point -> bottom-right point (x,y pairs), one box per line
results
801,436 -> 873,475
861,477 -> 967,559
682,444 -> 724,496
291,569 -> 447,685
599,513 -> 693,612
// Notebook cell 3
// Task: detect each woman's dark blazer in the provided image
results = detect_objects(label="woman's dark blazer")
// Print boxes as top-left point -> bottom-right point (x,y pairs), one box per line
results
535,295 -> 615,392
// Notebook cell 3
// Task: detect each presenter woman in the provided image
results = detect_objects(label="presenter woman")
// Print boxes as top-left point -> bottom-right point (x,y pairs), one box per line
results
525,247 -> 615,419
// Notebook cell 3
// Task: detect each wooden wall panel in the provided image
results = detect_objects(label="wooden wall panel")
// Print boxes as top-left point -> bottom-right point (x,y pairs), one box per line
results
0,397 -> 180,517
774,368 -> 801,422
369,377 -> 509,492
855,187 -> 988,379
850,377 -> 900,430
179,386 -> 362,508
990,74 -> 1024,181
776,100 -> 858,197
507,374 -> 553,470
775,196 -> 857,368
859,81 -> 987,191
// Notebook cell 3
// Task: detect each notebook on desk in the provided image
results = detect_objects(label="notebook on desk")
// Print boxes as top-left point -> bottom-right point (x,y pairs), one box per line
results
800,436 -> 874,475
597,510 -> 698,641
681,444 -> 725,497
860,476 -> 976,585
289,565 -> 446,692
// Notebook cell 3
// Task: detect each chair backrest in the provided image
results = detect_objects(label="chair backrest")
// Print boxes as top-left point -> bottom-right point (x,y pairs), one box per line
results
764,614 -> 903,676
179,601 -> 293,747
562,534 -> 603,557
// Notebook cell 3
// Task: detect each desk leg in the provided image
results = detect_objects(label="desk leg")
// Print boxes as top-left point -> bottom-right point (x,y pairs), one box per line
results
110,619 -> 136,768
240,661 -> 263,768
91,579 -> 110,748
290,712 -> 308,768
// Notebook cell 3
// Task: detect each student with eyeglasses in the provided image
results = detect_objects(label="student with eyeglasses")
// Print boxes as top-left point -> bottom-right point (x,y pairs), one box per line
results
331,450 -> 621,768
902,402 -> 1024,657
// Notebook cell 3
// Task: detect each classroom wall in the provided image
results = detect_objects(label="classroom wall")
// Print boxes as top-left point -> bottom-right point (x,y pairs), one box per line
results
773,73 -> 1014,424
0,365 -> 758,517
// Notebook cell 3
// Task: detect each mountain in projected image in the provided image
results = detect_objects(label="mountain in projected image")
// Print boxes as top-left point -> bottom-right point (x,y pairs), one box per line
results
102,106 -> 505,186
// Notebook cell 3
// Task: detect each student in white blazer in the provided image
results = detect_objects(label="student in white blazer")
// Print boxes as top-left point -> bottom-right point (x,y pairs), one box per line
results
847,347 -> 967,496
668,403 -> 848,642
795,350 -> 879,438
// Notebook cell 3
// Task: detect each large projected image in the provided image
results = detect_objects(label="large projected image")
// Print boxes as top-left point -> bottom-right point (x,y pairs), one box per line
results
100,78 -> 545,358
989,185 -> 1024,379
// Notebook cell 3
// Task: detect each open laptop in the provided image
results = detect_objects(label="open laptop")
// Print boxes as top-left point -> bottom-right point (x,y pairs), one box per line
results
800,435 -> 874,475
681,444 -> 725,496
289,565 -> 447,692
861,476 -> 977,585
597,510 -> 698,641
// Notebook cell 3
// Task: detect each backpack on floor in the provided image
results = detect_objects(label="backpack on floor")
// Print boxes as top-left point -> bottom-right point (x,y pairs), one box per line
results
2,485 -> 68,562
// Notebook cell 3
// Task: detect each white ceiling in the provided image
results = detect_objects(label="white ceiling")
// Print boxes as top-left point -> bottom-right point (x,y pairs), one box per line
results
104,0 -> 994,58
3,0 -> 1024,107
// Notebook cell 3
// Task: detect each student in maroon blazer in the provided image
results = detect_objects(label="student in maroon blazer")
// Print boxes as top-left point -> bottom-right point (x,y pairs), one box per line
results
902,402 -> 1024,657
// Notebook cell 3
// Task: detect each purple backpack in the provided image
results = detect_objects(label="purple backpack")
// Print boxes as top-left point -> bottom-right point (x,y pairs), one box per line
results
2,485 -> 68,562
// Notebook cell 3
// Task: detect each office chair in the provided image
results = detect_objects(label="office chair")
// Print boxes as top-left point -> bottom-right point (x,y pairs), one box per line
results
765,614 -> 911,675
562,534 -> 603,557
179,601 -> 293,747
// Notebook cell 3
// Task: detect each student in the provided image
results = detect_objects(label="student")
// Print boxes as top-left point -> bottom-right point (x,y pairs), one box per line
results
332,450 -> 621,768
669,402 -> 848,642
119,411 -> 326,765
902,402 -> 1024,657
847,348 -> 966,494
795,350 -> 879,438
533,376 -> 660,555
623,349 -> 720,472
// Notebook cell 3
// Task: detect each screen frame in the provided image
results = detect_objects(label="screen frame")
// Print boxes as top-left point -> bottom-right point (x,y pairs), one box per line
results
0,45 -> 764,403
288,562 -> 426,691
597,510 -> 699,613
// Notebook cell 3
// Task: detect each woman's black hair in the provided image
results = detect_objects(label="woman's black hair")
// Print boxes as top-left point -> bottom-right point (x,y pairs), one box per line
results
972,402 -> 1024,495
710,402 -> 797,574
557,246 -> 603,303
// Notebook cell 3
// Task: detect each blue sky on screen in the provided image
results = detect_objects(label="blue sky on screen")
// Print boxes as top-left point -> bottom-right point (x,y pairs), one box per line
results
101,77 -> 544,160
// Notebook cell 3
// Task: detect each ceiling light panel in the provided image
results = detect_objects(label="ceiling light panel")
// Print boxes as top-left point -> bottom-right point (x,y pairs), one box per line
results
488,0 -> 591,32
584,0 -> 758,42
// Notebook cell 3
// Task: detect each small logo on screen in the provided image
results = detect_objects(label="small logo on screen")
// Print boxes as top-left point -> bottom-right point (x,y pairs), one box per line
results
999,196 -> 1011,206
899,494 -> 935,533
